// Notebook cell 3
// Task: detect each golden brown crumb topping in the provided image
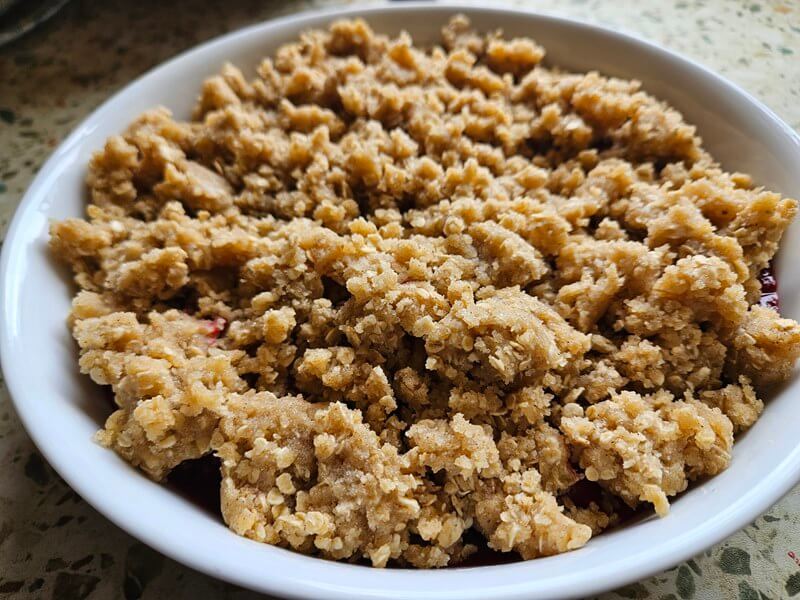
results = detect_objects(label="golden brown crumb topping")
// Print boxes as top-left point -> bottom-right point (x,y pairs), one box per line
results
51,15 -> 800,567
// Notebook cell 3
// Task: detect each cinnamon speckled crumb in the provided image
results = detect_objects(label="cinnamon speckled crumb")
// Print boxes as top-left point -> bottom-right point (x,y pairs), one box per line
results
51,15 -> 800,567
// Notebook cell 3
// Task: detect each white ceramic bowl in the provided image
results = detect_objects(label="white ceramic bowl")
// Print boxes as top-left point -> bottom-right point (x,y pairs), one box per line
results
3,3 -> 800,599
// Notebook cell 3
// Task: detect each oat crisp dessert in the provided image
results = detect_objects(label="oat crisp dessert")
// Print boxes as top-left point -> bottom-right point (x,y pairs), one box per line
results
50,15 -> 800,568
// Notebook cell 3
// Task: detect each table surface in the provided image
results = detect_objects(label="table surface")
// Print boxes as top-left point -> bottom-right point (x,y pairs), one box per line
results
1,0 -> 800,598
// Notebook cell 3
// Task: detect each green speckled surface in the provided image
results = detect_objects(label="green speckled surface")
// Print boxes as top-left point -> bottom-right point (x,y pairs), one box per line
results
1,1 -> 799,598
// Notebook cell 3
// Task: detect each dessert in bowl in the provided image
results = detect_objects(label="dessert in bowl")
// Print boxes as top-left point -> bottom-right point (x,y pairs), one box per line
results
3,4 -> 800,599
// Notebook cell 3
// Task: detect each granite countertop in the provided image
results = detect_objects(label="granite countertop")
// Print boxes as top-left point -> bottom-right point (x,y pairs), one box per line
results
1,0 -> 799,598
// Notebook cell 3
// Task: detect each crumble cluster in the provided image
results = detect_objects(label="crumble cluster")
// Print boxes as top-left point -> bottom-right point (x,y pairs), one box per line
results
51,16 -> 800,567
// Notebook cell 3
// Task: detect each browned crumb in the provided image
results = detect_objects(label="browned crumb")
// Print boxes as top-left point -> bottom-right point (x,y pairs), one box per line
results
51,15 -> 800,567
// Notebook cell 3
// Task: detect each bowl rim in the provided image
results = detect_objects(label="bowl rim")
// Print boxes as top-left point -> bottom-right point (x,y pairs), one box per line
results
3,2 -> 800,599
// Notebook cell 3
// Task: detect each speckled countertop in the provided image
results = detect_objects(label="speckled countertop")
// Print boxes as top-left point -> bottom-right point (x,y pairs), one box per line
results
1,1 -> 799,598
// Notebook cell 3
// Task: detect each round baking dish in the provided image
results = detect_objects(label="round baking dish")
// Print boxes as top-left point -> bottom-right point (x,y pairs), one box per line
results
2,3 -> 800,599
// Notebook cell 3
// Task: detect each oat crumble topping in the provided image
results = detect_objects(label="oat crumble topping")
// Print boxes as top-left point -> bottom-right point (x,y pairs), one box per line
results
51,15 -> 800,567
